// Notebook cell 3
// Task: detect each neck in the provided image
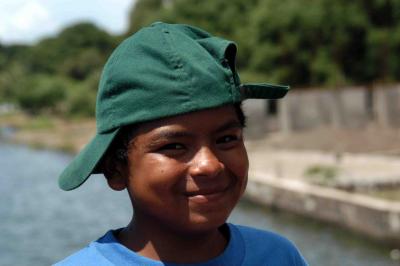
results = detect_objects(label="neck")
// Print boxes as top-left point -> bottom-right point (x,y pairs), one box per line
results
117,215 -> 228,264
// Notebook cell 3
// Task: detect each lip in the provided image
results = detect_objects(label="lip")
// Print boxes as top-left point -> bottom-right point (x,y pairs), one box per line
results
184,187 -> 228,204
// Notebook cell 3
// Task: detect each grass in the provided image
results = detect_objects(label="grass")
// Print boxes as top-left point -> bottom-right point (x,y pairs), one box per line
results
304,164 -> 339,186
0,111 -> 95,154
20,115 -> 55,130
0,112 -> 54,130
361,188 -> 400,202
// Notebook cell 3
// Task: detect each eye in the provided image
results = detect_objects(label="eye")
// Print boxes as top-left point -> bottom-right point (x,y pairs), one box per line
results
156,142 -> 186,157
217,135 -> 239,144
159,143 -> 185,151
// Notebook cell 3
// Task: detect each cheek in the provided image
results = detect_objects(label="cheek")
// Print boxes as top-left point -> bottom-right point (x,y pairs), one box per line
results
227,147 -> 249,179
240,149 -> 249,176
127,154 -> 185,195
238,151 -> 249,193
221,146 -> 249,195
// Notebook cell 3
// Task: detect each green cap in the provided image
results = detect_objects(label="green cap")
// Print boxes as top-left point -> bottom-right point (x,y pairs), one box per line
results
58,22 -> 290,191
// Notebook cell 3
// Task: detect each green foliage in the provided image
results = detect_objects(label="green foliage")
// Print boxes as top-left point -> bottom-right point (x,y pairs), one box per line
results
14,75 -> 66,114
0,63 -> 28,101
126,0 -> 400,87
60,48 -> 104,80
127,0 -> 165,34
304,164 -> 339,186
2,0 -> 400,118
0,44 -> 31,72
26,22 -> 117,75
84,69 -> 102,92
0,22 -> 118,117
21,115 -> 55,130
57,22 -> 116,50
247,0 -> 368,86
65,81 -> 97,117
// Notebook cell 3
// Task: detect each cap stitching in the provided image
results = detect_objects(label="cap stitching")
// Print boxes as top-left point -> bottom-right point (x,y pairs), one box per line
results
161,24 -> 193,109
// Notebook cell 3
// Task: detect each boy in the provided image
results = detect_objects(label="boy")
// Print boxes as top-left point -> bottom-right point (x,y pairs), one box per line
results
56,22 -> 308,265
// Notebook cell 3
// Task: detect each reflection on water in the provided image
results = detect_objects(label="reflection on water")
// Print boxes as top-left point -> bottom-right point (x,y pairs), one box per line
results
229,200 -> 398,266
0,142 -> 398,266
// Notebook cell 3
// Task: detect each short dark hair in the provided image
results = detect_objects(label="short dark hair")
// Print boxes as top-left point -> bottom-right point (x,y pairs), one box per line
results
100,103 -> 246,174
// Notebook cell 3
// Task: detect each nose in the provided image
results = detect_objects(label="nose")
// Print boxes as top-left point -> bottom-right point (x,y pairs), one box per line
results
189,146 -> 224,178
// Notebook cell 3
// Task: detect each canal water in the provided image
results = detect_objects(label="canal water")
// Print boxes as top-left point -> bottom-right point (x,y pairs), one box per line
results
0,142 -> 398,266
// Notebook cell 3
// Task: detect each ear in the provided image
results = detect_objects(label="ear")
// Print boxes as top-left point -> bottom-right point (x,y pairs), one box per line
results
102,157 -> 128,191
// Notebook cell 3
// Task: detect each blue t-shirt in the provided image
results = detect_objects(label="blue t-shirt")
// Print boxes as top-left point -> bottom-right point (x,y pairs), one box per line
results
55,223 -> 308,266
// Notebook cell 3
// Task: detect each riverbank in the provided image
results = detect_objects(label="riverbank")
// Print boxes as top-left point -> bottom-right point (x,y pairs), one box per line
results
244,142 -> 400,245
245,174 -> 400,246
245,146 -> 400,246
3,112 -> 400,154
0,112 -> 95,153
2,112 -> 400,245
3,141 -> 398,265
2,112 -> 400,202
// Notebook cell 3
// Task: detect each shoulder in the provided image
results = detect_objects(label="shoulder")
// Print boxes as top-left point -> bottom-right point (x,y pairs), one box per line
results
53,246 -> 107,266
53,231 -> 115,266
228,224 -> 308,266
231,223 -> 295,248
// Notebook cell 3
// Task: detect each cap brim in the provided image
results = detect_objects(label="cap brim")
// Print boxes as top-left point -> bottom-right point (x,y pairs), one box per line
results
58,128 -> 120,191
240,83 -> 290,100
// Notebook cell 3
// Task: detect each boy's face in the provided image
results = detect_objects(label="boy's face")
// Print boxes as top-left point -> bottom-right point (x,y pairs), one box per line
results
119,105 -> 248,234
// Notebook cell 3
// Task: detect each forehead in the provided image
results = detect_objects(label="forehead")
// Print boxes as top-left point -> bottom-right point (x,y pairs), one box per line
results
132,105 -> 240,138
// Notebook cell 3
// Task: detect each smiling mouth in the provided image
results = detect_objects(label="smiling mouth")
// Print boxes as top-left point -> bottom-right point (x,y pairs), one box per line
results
184,188 -> 228,203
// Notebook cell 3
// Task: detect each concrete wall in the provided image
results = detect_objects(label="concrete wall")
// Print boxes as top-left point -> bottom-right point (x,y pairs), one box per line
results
387,86 -> 400,127
242,84 -> 400,133
245,173 -> 400,245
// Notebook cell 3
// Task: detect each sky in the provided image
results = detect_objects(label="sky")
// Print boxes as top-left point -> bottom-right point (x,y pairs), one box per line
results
0,0 -> 136,44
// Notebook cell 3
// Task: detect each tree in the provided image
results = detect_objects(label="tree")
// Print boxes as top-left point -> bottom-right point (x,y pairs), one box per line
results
14,75 -> 66,114
126,0 -> 165,34
27,22 -> 117,75
125,0 -> 400,87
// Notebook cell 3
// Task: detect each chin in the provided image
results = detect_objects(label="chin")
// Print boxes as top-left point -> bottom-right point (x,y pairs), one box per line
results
180,210 -> 232,234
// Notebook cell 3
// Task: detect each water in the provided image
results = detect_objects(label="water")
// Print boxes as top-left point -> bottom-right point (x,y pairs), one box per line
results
0,142 -> 398,266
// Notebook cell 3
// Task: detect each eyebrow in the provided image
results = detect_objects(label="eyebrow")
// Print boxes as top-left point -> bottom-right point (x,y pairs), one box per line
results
214,120 -> 243,133
150,130 -> 194,141
148,119 -> 243,142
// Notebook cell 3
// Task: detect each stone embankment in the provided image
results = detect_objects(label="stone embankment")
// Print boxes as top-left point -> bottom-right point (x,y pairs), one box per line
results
2,113 -> 400,244
245,146 -> 400,245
